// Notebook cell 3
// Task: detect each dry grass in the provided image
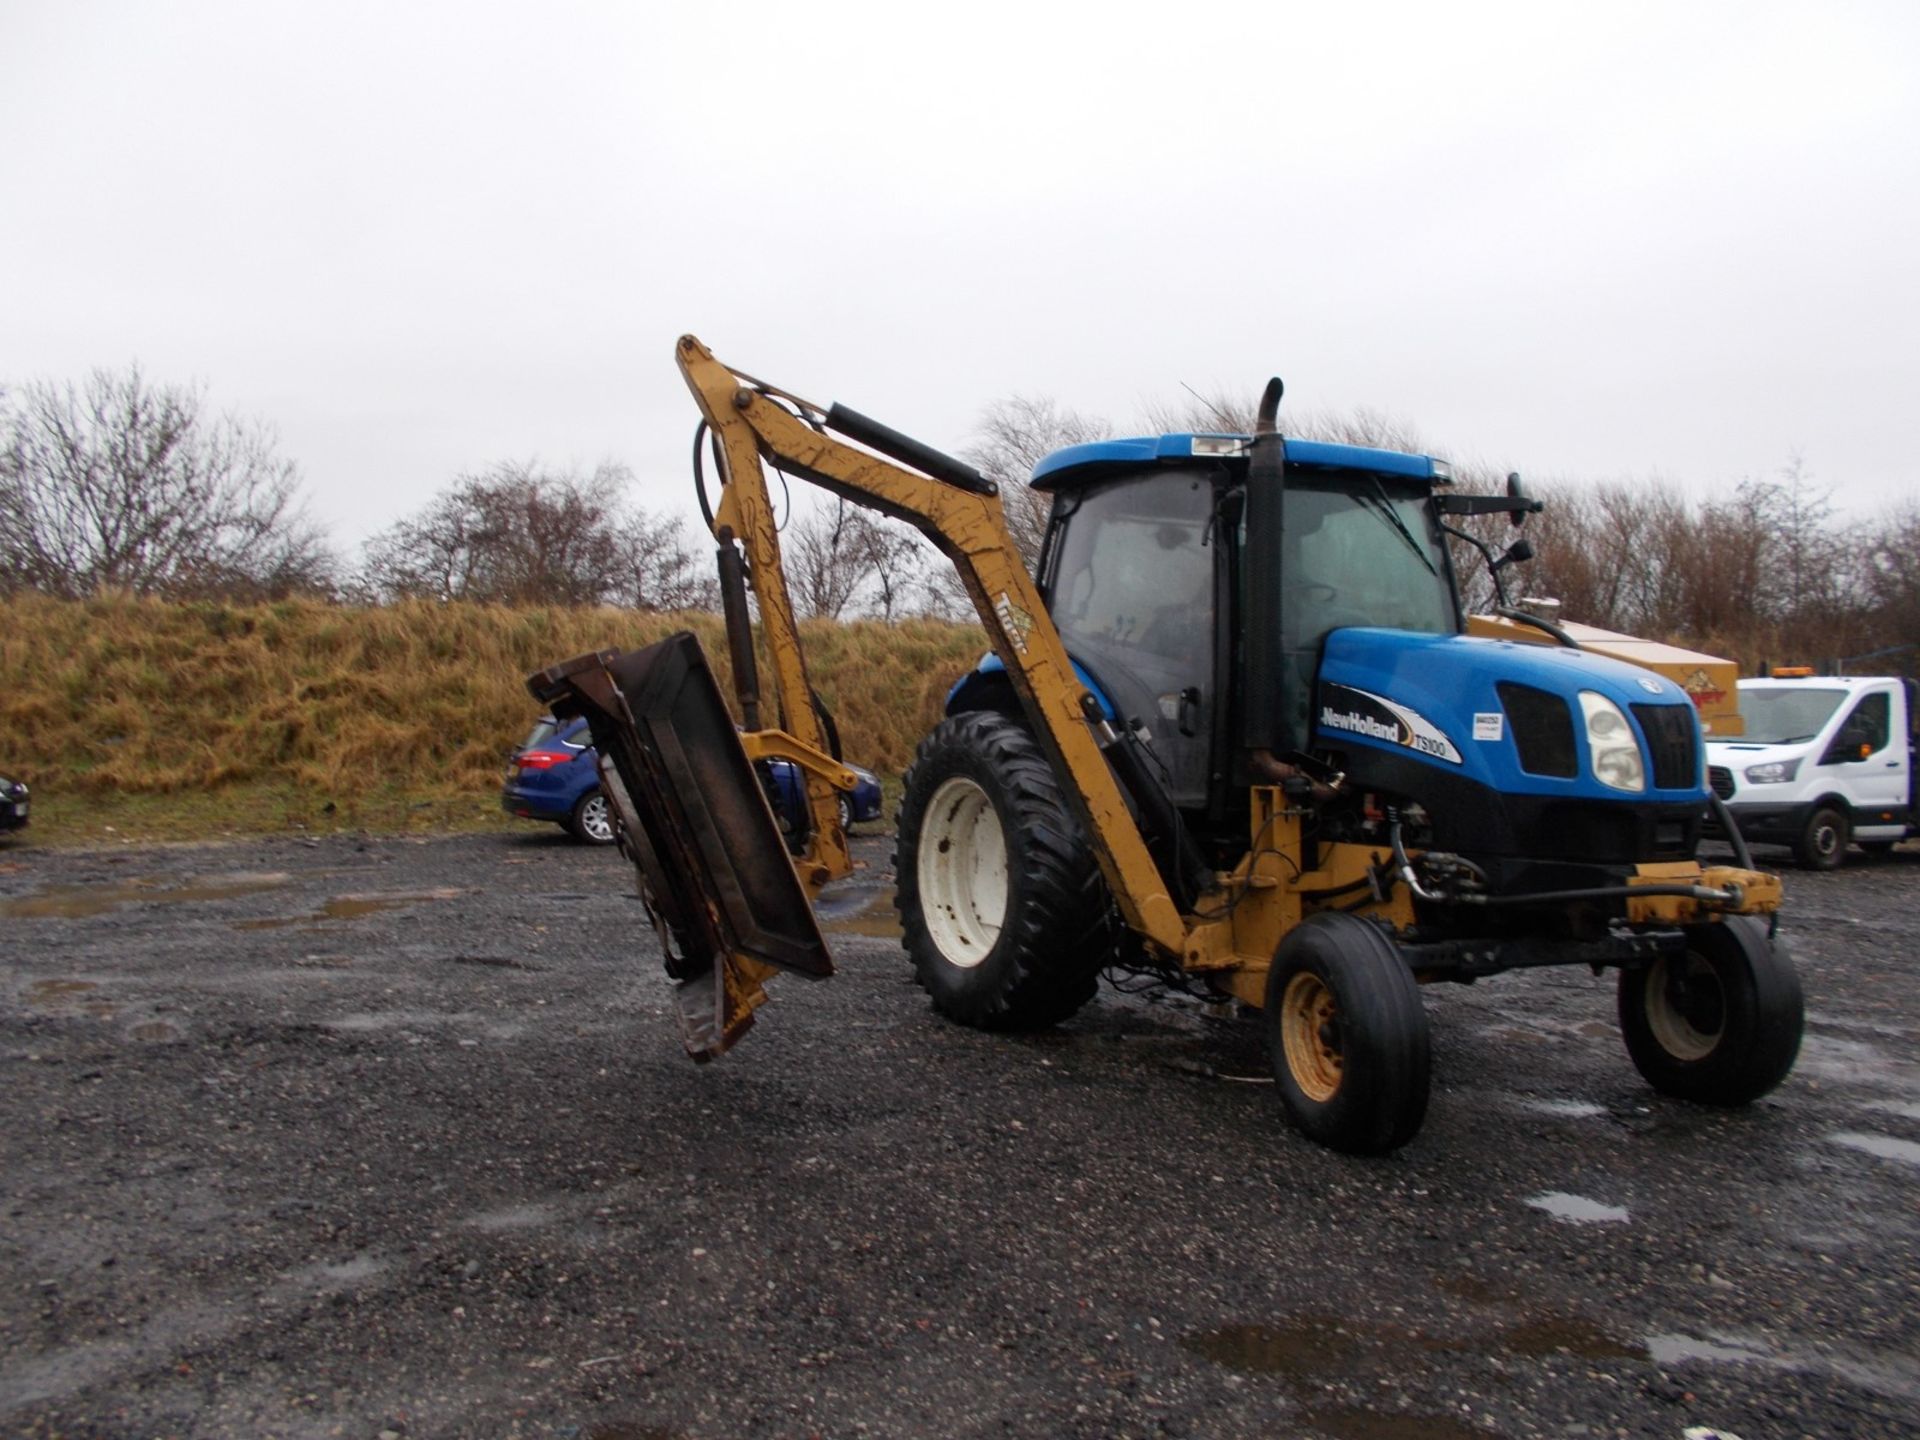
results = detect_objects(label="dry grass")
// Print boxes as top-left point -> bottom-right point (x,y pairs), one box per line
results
0,595 -> 986,843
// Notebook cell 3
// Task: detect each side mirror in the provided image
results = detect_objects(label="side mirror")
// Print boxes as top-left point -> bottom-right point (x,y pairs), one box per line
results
1506,472 -> 1539,528
1492,537 -> 1534,573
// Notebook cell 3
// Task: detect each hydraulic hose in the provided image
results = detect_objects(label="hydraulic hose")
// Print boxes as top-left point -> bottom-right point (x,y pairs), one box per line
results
1709,792 -> 1755,870
1389,818 -> 1744,908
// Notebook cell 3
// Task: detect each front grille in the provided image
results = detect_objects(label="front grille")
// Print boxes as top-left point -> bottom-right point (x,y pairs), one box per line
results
1709,765 -> 1735,799
1631,703 -> 1700,791
1498,682 -> 1578,778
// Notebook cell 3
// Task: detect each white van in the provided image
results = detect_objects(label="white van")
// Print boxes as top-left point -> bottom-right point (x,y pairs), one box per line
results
1707,674 -> 1918,868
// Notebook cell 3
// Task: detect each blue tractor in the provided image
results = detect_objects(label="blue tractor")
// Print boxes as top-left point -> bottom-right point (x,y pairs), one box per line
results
906,401 -> 1800,1152
533,340 -> 1803,1155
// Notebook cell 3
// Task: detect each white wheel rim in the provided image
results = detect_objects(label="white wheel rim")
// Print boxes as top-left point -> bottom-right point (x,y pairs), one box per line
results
582,794 -> 614,843
916,776 -> 1007,969
1643,954 -> 1722,1061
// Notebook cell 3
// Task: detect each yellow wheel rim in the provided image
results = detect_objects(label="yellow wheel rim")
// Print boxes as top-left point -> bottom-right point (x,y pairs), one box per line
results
1281,971 -> 1343,1102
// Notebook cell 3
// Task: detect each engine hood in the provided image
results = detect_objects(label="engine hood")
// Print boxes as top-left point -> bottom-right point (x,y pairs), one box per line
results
1314,628 -> 1705,802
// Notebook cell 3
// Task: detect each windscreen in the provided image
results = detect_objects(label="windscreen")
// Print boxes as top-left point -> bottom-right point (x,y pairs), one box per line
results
1738,687 -> 1847,745
1278,473 -> 1458,653
520,717 -> 560,751
1272,471 -> 1457,752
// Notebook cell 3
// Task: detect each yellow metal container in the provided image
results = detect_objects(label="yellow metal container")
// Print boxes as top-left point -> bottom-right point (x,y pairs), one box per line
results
1466,614 -> 1744,738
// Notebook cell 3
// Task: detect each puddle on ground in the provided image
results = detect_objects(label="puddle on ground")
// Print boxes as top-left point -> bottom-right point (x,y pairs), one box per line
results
816,890 -> 903,939
311,1255 -> 388,1285
1793,1032 -> 1892,1087
322,1009 -> 468,1034
443,953 -> 542,971
1499,1316 -> 1647,1362
4,872 -> 291,919
127,1019 -> 183,1043
1481,1025 -> 1546,1048
1865,1100 -> 1920,1122
1646,1333 -> 1771,1366
1525,1191 -> 1629,1225
1806,1008 -> 1914,1040
1519,1098 -> 1606,1118
233,887 -> 464,930
1827,1131 -> 1920,1167
1432,1272 -> 1511,1305
464,1201 -> 559,1233
25,979 -> 115,1019
1179,1319 -> 1367,1378
1299,1408 -> 1501,1440
1181,1315 -> 1597,1437
1576,1020 -> 1614,1039
29,979 -> 97,1001
1646,1330 -> 1920,1402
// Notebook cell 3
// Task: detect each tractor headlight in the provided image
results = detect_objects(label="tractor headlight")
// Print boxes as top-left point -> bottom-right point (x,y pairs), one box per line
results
1744,758 -> 1801,785
1579,691 -> 1645,793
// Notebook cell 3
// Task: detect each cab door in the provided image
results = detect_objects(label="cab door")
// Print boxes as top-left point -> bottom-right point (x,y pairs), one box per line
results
1821,689 -> 1905,816
1041,469 -> 1221,808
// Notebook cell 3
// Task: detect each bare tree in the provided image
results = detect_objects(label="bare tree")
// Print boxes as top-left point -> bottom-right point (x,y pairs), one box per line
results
619,508 -> 720,612
1864,502 -> 1920,671
842,510 -> 928,622
362,460 -> 714,609
962,396 -> 1111,572
0,365 -> 334,598
782,498 -> 866,620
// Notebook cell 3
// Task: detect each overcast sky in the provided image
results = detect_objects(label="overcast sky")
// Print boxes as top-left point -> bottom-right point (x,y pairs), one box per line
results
4,2 -> 1915,555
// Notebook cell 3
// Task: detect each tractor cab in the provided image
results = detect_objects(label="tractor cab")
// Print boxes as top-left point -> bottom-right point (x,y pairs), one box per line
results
1018,434 -> 1463,821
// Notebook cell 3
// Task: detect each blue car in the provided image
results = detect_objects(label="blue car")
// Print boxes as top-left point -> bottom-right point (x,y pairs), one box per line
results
502,715 -> 882,845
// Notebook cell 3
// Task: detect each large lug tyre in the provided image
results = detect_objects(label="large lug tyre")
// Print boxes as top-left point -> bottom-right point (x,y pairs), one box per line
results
1617,917 -> 1803,1106
1794,804 -> 1849,870
568,789 -> 617,846
1265,912 -> 1431,1156
894,711 -> 1113,1030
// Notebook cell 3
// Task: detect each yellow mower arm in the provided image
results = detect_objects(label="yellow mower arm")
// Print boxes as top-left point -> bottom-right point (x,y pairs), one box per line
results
676,334 -> 1188,958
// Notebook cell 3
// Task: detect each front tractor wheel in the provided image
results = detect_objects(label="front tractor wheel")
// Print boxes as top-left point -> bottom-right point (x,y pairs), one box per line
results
1617,917 -> 1803,1106
894,711 -> 1112,1030
1265,913 -> 1431,1155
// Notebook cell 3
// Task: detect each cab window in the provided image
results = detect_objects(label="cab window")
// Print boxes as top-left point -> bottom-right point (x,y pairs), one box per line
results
1826,692 -> 1890,762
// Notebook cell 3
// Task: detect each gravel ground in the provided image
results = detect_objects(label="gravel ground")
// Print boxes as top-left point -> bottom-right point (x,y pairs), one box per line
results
1,825 -> 1916,1440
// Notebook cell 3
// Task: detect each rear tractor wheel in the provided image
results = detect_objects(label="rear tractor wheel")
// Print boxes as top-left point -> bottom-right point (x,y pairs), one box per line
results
1265,912 -> 1431,1155
1617,917 -> 1803,1106
894,711 -> 1113,1030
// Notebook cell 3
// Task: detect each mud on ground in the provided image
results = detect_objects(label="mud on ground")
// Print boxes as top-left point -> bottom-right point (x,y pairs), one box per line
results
2,828 -> 1917,1439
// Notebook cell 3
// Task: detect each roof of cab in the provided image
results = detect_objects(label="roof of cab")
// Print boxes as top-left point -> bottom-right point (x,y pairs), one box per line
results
1030,434 -> 1444,489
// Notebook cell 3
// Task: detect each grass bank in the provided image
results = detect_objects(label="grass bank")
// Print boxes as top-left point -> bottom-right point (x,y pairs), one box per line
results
0,595 -> 985,845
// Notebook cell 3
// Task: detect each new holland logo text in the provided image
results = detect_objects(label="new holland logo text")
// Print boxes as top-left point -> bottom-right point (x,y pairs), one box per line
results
1321,708 -> 1401,742
1317,683 -> 1463,765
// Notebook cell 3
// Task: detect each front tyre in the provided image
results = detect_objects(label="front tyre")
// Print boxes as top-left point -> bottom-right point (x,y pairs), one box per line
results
894,712 -> 1111,1030
1265,913 -> 1431,1155
1794,804 -> 1849,870
568,789 -> 617,846
1617,917 -> 1803,1105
